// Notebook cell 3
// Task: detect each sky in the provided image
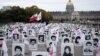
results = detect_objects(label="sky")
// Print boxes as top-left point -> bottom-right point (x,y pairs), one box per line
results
0,0 -> 100,11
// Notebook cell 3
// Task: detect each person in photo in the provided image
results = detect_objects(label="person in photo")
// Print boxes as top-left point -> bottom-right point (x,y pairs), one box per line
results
51,35 -> 56,41
13,33 -> 19,41
75,36 -> 81,44
64,38 -> 69,43
93,38 -> 99,47
14,46 -> 23,56
84,42 -> 92,52
29,30 -> 32,35
63,46 -> 73,56
30,39 -> 36,46
39,35 -> 44,43
85,35 -> 91,40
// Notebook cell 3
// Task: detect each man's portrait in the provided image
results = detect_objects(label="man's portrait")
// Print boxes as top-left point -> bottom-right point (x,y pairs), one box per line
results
83,41 -> 93,55
13,33 -> 20,42
29,38 -> 37,50
85,35 -> 91,40
93,38 -> 99,48
51,35 -> 56,41
74,36 -> 82,46
12,44 -> 24,56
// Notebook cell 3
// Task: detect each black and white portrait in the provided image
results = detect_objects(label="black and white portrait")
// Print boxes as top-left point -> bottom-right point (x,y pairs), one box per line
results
23,31 -> 28,38
51,35 -> 56,41
32,52 -> 48,56
62,37 -> 71,43
13,33 -> 20,42
29,38 -> 37,50
93,38 -> 99,48
38,35 -> 45,44
74,36 -> 82,46
61,43 -> 74,56
12,43 -> 24,56
85,35 -> 91,40
83,41 -> 93,55
28,29 -> 32,35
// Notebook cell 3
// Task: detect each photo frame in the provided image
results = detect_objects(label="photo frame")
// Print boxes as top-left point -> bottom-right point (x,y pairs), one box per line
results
85,34 -> 92,40
29,38 -> 37,51
61,43 -> 74,56
74,36 -> 82,46
83,40 -> 93,55
38,34 -> 45,44
12,43 -> 24,56
93,38 -> 99,48
12,33 -> 20,43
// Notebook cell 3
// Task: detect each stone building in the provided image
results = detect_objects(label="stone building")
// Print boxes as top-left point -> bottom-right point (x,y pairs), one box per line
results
48,0 -> 100,22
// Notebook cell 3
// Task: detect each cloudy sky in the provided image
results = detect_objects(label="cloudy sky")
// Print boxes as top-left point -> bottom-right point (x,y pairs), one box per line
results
0,0 -> 100,11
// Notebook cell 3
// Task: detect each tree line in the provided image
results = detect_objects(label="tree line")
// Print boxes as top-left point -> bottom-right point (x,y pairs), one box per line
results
0,5 -> 53,23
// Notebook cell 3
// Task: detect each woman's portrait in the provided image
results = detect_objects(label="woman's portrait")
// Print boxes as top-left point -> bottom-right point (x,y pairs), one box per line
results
63,46 -> 73,56
61,43 -> 74,56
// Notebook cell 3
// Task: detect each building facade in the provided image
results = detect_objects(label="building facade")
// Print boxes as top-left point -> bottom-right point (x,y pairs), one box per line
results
48,0 -> 100,22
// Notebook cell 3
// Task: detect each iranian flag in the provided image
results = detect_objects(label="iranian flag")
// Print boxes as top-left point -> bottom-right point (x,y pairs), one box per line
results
29,13 -> 38,22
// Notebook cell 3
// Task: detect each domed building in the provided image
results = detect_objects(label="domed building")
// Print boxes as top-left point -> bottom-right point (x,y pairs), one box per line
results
66,0 -> 74,15
48,0 -> 100,22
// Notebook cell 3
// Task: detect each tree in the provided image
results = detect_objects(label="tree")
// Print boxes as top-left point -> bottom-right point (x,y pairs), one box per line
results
0,5 -> 53,23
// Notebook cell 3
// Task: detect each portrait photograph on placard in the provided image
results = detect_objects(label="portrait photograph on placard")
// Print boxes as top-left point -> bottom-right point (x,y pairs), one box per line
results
83,40 -> 93,55
74,36 -> 82,46
38,34 -> 45,44
13,33 -> 20,43
61,43 -> 74,56
93,38 -> 99,48
12,43 -> 24,56
32,52 -> 48,56
50,35 -> 57,42
85,34 -> 92,40
29,38 -> 37,50
62,37 -> 71,43
28,29 -> 36,37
